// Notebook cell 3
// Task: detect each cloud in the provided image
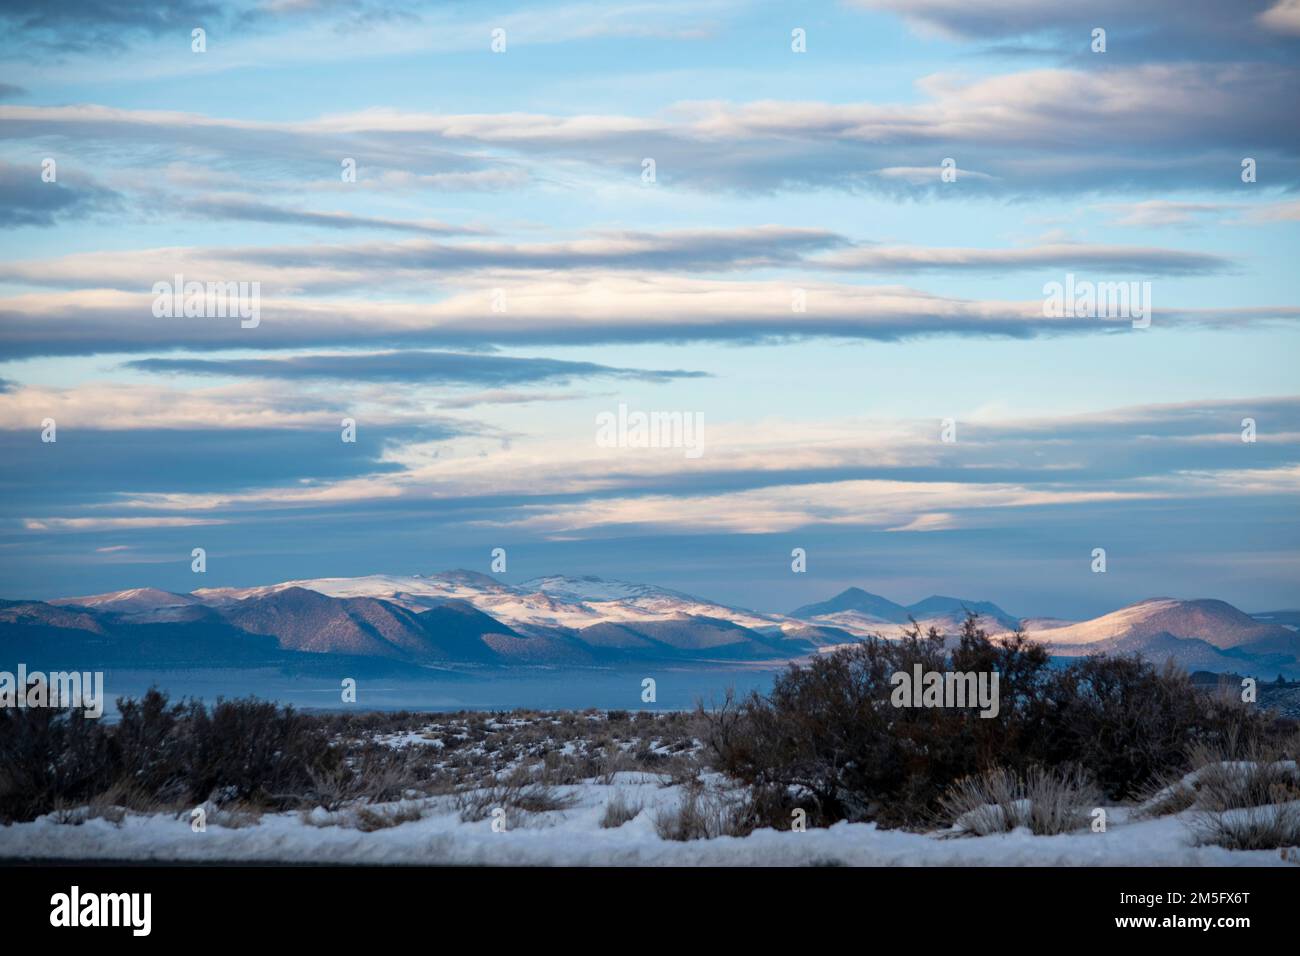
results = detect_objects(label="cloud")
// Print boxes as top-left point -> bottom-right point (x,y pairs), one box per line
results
1,280 -> 1295,357
0,0 -> 224,54
0,378 -> 477,431
6,390 -> 1295,618
856,0 -> 1300,61
0,421 -> 461,512
5,61 -> 1296,196
23,516 -> 227,531
241,226 -> 848,275
815,241 -> 1231,275
0,160 -> 120,227
1094,200 -> 1234,228
122,350 -> 708,385
477,479 -> 1162,536
0,0 -> 734,65
0,227 -> 848,294
176,194 -> 484,235
1260,0 -> 1300,36
38,394 -> 1294,523
1242,198 -> 1300,222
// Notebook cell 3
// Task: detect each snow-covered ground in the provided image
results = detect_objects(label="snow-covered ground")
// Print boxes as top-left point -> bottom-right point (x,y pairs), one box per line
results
2,775 -> 1290,866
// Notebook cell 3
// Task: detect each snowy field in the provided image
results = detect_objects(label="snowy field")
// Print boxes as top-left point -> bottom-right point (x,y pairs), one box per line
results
3,774 -> 1294,867
5,708 -> 1296,866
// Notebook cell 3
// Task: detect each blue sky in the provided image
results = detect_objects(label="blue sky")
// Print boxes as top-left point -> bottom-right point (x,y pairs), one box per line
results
1,0 -> 1298,618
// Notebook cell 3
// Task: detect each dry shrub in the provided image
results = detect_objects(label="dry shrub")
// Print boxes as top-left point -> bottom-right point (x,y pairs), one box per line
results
705,614 -> 1269,828
939,766 -> 1099,836
653,784 -> 751,841
454,766 -> 577,824
599,791 -> 644,828
354,803 -> 423,832
1184,735 -> 1300,850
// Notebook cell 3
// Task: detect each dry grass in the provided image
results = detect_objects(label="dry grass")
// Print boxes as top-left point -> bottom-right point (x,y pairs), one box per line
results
1129,733 -> 1300,850
1184,736 -> 1300,850
354,803 -> 424,832
652,784 -> 751,841
599,791 -> 644,828
1132,773 -> 1198,819
939,766 -> 1100,836
453,766 -> 578,824
204,802 -> 264,830
1193,801 -> 1300,850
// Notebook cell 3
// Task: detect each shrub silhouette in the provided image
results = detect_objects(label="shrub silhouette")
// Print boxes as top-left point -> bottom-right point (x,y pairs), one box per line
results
0,688 -> 338,823
704,613 -> 1267,827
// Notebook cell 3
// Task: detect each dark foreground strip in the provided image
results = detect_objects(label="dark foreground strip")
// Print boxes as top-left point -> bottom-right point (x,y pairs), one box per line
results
0,863 -> 1288,942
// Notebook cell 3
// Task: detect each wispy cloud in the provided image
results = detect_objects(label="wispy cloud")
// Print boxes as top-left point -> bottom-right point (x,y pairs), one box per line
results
0,160 -> 121,227
2,280 -> 1293,357
5,61 -> 1296,196
123,350 -> 708,385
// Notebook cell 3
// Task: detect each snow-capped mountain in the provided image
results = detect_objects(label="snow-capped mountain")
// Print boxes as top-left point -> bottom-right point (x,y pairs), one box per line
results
790,587 -> 909,622
2,571 -> 821,668
790,587 -> 1021,636
1006,598 -> 1300,675
519,574 -> 682,603
195,570 -> 612,634
1015,598 -> 1296,649
195,570 -> 782,635
51,587 -> 205,622
2,573 -> 1296,677
520,574 -> 783,631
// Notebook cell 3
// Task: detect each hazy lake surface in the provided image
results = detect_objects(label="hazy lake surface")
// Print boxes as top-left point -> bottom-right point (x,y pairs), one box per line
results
97,665 -> 785,715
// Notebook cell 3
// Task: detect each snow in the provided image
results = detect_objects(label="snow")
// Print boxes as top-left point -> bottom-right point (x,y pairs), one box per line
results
1136,760 -> 1300,817
1018,599 -> 1189,646
193,571 -> 787,634
520,575 -> 678,604
53,587 -> 197,609
67,576 -> 1293,668
803,610 -> 1003,640
2,779 -> 1290,867
1014,597 -> 1290,650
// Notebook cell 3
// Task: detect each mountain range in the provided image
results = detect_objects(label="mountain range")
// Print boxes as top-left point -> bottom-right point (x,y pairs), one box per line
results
1,572 -> 1297,678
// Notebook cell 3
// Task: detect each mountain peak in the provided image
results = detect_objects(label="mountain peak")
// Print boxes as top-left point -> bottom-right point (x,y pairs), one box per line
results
791,587 -> 909,622
6,574 -> 1298,678
438,569 -> 503,586
521,574 -> 691,604
906,595 -> 1019,629
1023,596 -> 1296,651
52,587 -> 200,613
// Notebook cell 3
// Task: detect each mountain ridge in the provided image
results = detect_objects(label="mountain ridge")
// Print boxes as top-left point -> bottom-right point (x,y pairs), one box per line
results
2,572 -> 1296,677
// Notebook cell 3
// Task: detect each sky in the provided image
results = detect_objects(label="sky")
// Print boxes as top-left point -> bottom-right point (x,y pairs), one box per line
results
1,0 -> 1298,619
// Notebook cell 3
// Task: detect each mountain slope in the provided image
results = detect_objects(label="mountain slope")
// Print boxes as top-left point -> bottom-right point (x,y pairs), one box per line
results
1020,598 -> 1296,650
220,587 -> 515,662
905,596 -> 1019,632
791,587 -> 909,622
6,575 -> 1297,676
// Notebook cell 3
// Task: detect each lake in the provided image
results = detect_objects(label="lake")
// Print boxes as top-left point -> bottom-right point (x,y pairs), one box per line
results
95,664 -> 788,715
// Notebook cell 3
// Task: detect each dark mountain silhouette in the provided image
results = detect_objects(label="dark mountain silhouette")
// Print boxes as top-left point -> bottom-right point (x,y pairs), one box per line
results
2,576 -> 1296,678
790,587 -> 910,621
